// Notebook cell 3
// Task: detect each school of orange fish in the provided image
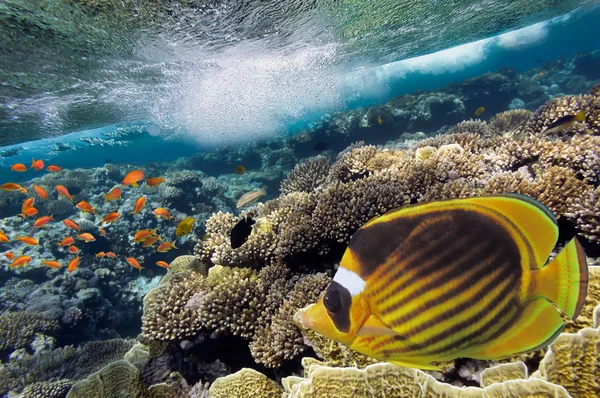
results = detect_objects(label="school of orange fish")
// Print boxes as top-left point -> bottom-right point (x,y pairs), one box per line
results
0,159 -> 195,273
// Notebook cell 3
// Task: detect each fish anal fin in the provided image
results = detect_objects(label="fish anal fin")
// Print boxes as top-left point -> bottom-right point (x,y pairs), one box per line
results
466,297 -> 563,361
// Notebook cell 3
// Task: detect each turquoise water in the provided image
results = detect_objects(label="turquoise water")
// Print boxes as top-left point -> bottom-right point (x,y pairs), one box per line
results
1,1 -> 600,397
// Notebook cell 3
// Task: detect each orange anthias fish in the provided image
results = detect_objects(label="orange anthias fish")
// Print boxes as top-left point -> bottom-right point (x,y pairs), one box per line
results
58,237 -> 75,247
96,252 -> 106,258
236,187 -> 267,209
103,187 -> 122,202
126,257 -> 143,271
33,184 -> 48,200
157,240 -> 177,253
68,256 -> 80,272
102,212 -> 120,224
30,158 -> 44,171
55,185 -> 75,201
153,207 -> 172,220
34,215 -> 53,228
142,236 -> 160,248
4,251 -> 15,260
122,170 -> 145,187
18,207 -> 39,218
156,261 -> 171,269
1,183 -> 27,194
16,236 -> 39,246
63,219 -> 81,232
131,196 -> 146,215
133,228 -> 159,243
0,230 -> 9,242
146,177 -> 165,188
10,163 -> 27,172
46,165 -> 62,172
99,228 -> 107,238
67,246 -> 79,254
43,260 -> 61,269
106,252 -> 117,259
76,200 -> 95,214
10,255 -> 32,268
22,198 -> 35,212
77,233 -> 96,243
295,194 -> 589,370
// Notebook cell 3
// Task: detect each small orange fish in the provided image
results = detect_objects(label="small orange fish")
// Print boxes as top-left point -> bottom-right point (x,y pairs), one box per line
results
18,207 -> 39,218
76,200 -> 95,214
133,228 -> 159,243
10,255 -> 32,268
157,240 -> 178,253
77,233 -> 96,243
106,251 -> 117,259
55,185 -> 74,201
153,207 -> 172,220
68,256 -> 80,272
30,158 -> 44,171
131,196 -> 146,215
96,252 -> 106,258
4,251 -> 15,260
34,215 -> 53,228
67,246 -> 79,254
58,237 -> 75,247
43,260 -> 61,269
99,228 -> 107,238
142,236 -> 160,248
103,187 -> 122,202
126,257 -> 143,271
156,260 -> 171,269
16,236 -> 39,246
102,212 -> 120,224
10,163 -> 27,172
0,230 -> 9,242
22,198 -> 35,212
146,177 -> 165,188
63,219 -> 81,232
1,183 -> 27,194
122,170 -> 145,187
33,184 -> 48,200
46,165 -> 62,172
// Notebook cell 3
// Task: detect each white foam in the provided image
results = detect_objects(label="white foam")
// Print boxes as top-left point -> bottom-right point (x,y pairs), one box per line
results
497,22 -> 549,50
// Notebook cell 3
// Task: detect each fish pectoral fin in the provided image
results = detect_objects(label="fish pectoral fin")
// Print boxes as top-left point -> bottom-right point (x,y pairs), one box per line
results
356,314 -> 399,337
387,360 -> 441,371
466,297 -> 563,361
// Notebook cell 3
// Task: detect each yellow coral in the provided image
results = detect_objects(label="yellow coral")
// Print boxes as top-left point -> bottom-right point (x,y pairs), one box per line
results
532,328 -> 600,398
480,362 -> 528,388
209,368 -> 281,398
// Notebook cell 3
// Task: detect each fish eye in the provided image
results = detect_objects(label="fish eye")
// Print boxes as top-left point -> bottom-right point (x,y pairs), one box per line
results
324,287 -> 342,313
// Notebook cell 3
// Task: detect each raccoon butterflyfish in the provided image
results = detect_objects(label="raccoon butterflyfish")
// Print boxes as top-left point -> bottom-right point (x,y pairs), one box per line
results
295,194 -> 588,370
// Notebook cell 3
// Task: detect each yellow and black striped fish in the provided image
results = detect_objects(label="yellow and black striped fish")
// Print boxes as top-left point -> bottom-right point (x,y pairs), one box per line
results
295,194 -> 588,370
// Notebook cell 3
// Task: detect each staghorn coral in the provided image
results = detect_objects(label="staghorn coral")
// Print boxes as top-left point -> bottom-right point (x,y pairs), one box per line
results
141,269 -> 206,341
538,134 -> 600,183
328,144 -> 378,182
566,186 -> 600,242
21,379 -> 73,398
250,273 -> 330,367
280,156 -> 331,195
488,109 -> 532,134
532,328 -> 600,398
0,311 -> 59,352
66,360 -> 144,398
521,95 -> 595,136
447,119 -> 491,137
209,368 -> 281,398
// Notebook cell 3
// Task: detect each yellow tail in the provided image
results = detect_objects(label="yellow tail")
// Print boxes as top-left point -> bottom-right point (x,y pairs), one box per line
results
534,238 -> 588,319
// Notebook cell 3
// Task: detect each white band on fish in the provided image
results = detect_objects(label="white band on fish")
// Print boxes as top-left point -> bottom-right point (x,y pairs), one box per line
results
333,267 -> 367,297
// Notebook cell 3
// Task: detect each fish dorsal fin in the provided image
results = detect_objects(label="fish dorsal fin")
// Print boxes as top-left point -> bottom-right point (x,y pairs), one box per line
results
464,194 -> 558,269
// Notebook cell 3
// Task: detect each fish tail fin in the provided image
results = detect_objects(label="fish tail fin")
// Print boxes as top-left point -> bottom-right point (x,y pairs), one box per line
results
103,195 -> 108,203
132,183 -> 139,187
171,241 -> 178,249
533,237 -> 588,320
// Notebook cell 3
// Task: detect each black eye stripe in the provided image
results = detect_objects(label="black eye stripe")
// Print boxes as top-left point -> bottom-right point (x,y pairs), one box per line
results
324,281 -> 352,333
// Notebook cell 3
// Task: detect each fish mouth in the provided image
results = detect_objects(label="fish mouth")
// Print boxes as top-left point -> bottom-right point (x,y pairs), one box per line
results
294,306 -> 313,329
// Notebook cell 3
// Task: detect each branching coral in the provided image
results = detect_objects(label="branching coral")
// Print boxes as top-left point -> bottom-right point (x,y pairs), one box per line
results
447,119 -> 491,137
250,273 -> 330,367
488,109 -> 532,134
21,380 -> 73,398
566,186 -> 600,242
0,311 -> 59,352
521,95 -> 595,136
280,156 -> 331,195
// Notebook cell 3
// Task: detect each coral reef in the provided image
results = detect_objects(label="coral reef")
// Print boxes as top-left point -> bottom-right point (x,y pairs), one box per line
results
209,368 -> 281,398
280,156 -> 331,195
66,360 -> 144,398
0,310 -> 59,352
21,379 -> 73,398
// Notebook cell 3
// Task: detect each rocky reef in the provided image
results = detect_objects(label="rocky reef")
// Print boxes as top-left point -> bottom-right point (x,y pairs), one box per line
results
1,51 -> 600,397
